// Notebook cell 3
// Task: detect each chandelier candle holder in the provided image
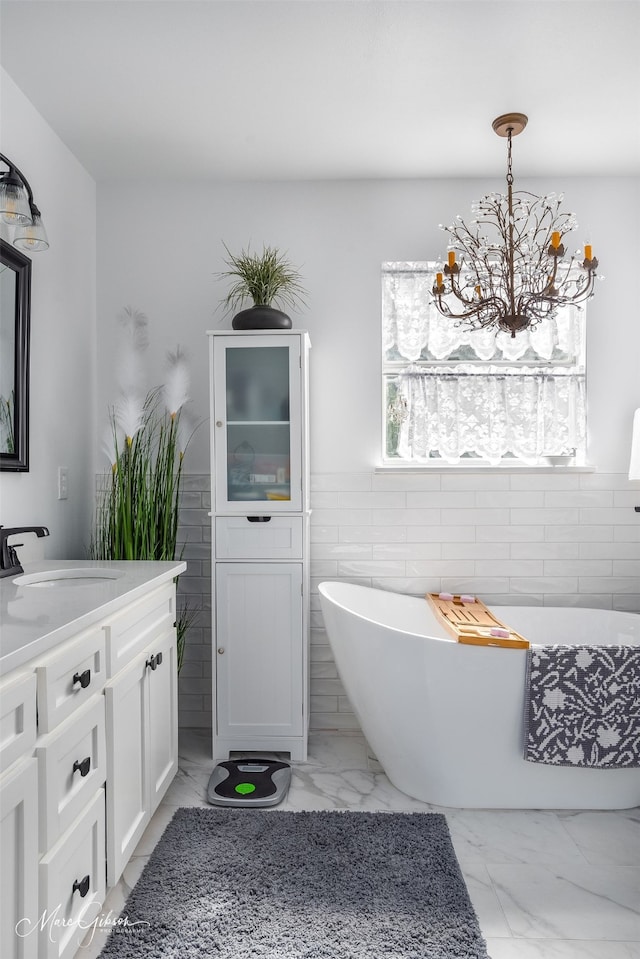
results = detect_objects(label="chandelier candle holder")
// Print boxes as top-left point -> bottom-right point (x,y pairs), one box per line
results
432,113 -> 600,336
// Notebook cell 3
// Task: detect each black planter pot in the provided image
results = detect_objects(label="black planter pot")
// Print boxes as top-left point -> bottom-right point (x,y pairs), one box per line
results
232,305 -> 292,330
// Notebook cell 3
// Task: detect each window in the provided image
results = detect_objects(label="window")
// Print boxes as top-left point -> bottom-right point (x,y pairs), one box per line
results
382,262 -> 586,467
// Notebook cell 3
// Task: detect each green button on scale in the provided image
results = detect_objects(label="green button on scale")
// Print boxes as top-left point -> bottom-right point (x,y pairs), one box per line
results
234,782 -> 256,795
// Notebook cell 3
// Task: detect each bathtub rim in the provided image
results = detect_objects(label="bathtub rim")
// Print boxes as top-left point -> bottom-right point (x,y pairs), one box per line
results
318,580 -> 640,648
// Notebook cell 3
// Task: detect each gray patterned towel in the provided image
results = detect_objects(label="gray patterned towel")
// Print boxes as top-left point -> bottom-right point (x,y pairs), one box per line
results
524,645 -> 640,767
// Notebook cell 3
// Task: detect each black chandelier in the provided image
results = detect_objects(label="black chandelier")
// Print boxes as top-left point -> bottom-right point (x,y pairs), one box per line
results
0,152 -> 49,252
432,113 -> 599,337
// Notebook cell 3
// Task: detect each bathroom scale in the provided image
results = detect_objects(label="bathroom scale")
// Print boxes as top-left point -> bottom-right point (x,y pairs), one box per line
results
206,759 -> 291,807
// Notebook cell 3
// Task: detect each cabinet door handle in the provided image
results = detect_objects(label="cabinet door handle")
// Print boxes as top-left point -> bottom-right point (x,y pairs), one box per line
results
72,875 -> 90,898
155,651 -> 163,666
73,757 -> 91,778
72,669 -> 91,689
146,655 -> 158,671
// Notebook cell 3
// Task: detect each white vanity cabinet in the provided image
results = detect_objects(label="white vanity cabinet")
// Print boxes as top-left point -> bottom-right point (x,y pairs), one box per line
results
104,600 -> 178,887
2,631 -> 108,959
208,331 -> 310,761
0,728 -> 38,959
0,563 -> 183,959
0,671 -> 39,959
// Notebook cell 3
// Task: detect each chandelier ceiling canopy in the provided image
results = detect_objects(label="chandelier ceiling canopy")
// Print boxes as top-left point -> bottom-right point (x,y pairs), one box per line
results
432,113 -> 600,337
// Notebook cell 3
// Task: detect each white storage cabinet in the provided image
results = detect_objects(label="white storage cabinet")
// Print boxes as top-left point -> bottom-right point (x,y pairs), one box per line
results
208,330 -> 311,761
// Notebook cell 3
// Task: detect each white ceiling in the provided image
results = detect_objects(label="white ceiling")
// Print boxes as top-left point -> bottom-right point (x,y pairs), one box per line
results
1,0 -> 639,182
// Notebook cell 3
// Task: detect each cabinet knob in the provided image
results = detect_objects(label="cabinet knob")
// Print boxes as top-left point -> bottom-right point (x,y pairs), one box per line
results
156,651 -> 163,666
73,757 -> 91,778
72,875 -> 90,898
146,655 -> 158,671
72,669 -> 91,690
216,420 -> 223,428
217,647 -> 225,655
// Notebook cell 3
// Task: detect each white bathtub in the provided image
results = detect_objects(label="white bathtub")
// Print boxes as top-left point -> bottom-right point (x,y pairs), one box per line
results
318,581 -> 640,809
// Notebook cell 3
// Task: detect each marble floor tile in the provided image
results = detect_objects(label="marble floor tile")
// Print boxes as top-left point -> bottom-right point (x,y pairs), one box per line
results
446,809 -> 588,865
555,809 -> 640,865
163,762 -> 212,806
459,864 -> 511,939
487,863 -> 640,940
486,939 -> 640,959
284,765 -> 436,812
89,730 -> 640,959
300,730 -> 370,768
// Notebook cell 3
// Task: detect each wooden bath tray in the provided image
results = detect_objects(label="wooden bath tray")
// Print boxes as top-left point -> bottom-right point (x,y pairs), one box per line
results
426,593 -> 530,649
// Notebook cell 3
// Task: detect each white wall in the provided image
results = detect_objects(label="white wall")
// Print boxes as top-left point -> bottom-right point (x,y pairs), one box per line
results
96,176 -> 639,476
0,69 -> 97,558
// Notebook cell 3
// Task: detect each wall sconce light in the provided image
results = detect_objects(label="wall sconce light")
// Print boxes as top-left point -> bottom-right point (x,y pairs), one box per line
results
0,152 -> 49,252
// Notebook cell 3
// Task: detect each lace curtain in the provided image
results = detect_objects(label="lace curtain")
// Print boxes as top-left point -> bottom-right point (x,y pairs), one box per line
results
382,263 -> 583,363
383,263 -> 587,464
394,367 -> 585,465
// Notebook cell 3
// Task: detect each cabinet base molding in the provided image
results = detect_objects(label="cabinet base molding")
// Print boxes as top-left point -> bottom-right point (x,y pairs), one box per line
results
215,734 -> 308,763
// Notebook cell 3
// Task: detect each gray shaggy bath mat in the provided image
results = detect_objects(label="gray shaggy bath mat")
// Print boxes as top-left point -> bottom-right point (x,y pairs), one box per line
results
98,807 -> 488,958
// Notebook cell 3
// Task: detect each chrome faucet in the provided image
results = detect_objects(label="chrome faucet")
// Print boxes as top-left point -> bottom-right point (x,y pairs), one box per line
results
0,525 -> 50,578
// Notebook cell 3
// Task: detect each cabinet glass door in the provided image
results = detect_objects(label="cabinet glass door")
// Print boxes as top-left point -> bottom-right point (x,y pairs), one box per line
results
214,336 -> 302,511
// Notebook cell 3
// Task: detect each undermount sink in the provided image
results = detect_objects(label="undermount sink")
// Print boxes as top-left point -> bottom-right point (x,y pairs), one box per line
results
14,568 -> 124,588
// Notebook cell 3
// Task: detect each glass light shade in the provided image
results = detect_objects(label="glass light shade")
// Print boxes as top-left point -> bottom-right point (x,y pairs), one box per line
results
0,177 -> 32,225
13,212 -> 49,252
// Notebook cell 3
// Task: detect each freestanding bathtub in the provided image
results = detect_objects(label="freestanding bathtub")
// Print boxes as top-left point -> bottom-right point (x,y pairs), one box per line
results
318,581 -> 640,809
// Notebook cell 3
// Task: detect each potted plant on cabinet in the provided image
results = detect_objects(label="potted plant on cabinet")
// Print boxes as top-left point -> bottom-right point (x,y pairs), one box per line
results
218,243 -> 307,329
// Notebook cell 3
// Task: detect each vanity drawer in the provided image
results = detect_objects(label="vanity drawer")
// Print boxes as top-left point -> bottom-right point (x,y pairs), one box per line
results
0,671 -> 36,773
216,515 -> 303,559
104,583 -> 175,676
37,696 -> 106,853
39,788 -> 106,959
36,630 -> 106,734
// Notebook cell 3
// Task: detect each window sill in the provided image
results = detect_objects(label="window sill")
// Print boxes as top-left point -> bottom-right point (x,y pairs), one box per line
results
377,462 -> 596,474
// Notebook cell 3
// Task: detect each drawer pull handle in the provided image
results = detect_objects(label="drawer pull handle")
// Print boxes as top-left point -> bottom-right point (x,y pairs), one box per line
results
247,516 -> 271,523
146,652 -> 163,670
72,669 -> 91,689
73,757 -> 91,778
72,875 -> 90,898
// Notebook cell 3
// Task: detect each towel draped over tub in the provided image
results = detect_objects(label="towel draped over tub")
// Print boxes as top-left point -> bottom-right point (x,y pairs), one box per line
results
524,645 -> 640,768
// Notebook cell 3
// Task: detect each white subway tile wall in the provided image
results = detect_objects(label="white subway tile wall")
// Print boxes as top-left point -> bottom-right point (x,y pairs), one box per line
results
175,474 -> 212,729
166,472 -> 640,732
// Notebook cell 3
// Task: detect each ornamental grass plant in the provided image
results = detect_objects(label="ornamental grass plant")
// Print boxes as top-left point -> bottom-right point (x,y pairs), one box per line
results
91,309 -> 195,672
218,243 -> 307,315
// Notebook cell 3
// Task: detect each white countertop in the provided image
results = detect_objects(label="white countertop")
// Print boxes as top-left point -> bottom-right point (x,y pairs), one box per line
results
0,560 -> 187,675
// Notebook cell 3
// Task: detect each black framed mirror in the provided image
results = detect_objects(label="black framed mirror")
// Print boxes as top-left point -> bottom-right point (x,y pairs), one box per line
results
0,238 -> 31,471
